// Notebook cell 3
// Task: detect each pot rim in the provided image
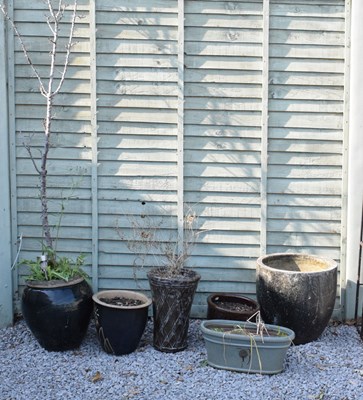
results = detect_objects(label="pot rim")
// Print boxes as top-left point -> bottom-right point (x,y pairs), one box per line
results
257,252 -> 337,274
25,276 -> 86,289
147,267 -> 201,283
201,319 -> 295,343
207,293 -> 259,310
92,290 -> 152,309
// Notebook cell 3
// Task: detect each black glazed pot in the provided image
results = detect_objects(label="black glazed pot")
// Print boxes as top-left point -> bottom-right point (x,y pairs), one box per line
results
93,290 -> 152,355
207,293 -> 259,321
147,267 -> 200,353
21,277 -> 93,351
256,253 -> 337,345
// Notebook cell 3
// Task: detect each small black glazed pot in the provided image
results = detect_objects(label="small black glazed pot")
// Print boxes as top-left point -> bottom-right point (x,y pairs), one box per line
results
93,290 -> 152,355
207,293 -> 259,321
21,277 -> 93,351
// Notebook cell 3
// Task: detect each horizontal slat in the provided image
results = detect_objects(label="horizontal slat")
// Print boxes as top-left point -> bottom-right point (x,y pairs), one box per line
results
184,164 -> 261,178
268,205 -> 341,220
268,127 -> 342,141
185,42 -> 262,57
185,69 -> 262,84
268,219 -> 341,234
268,194 -> 342,207
185,55 -> 262,70
268,111 -> 343,129
186,83 -> 261,98
97,108 -> 177,124
269,17 -> 345,32
184,137 -> 260,151
267,179 -> 342,195
185,1 -> 263,16
96,12 -> 177,26
270,29 -> 344,46
96,39 -> 177,55
267,232 -> 340,247
268,165 -> 342,179
17,159 -> 91,175
97,67 -> 177,82
269,139 -> 342,153
270,3 -> 345,18
269,71 -> 344,86
98,149 -> 177,162
97,81 -> 177,96
269,85 -> 343,101
184,125 -> 261,138
15,22 -> 90,38
96,25 -> 177,41
185,14 -> 262,29
96,0 -> 177,13
97,162 -> 177,177
269,58 -> 344,73
185,150 -> 260,164
270,45 -> 344,60
185,27 -> 262,43
269,153 -> 342,166
185,110 -> 261,126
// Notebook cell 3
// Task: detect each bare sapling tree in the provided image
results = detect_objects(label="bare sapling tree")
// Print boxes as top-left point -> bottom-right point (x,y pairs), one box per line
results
1,0 -> 78,261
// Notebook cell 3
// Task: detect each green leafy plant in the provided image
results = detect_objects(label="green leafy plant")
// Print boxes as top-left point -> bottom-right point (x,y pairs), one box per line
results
23,247 -> 88,282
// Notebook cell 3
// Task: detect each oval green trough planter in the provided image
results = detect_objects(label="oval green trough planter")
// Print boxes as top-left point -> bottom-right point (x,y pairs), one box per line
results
200,320 -> 295,374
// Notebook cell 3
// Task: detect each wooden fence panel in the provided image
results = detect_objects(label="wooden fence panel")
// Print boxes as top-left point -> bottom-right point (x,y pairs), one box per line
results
8,0 -> 348,318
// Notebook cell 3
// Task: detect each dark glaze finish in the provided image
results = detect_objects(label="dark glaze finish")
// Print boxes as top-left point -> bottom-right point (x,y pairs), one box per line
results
22,278 -> 93,351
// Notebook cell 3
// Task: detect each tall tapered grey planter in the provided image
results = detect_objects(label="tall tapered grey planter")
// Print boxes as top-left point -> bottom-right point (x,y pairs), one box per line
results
256,253 -> 337,345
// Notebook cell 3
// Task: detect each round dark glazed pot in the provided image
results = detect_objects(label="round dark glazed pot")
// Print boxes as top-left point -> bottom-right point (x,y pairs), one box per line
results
21,277 -> 93,351
147,267 -> 200,353
207,293 -> 259,321
93,290 -> 151,355
256,253 -> 337,344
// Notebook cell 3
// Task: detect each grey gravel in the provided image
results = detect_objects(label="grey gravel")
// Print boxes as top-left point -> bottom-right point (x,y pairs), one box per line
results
1,319 -> 363,400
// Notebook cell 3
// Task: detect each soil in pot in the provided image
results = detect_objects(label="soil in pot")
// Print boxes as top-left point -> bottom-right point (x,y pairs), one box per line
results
209,324 -> 288,337
207,293 -> 259,321
99,296 -> 143,307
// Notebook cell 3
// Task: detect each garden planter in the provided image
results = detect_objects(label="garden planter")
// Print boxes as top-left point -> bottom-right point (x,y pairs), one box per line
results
21,277 -> 93,351
200,320 -> 295,374
207,293 -> 259,321
147,268 -> 200,352
256,253 -> 337,344
93,290 -> 151,355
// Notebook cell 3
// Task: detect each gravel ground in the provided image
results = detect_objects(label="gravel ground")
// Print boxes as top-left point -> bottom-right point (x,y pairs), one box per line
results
1,319 -> 363,400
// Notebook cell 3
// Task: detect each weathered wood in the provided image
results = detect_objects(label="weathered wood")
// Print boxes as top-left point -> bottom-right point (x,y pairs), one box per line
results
0,8 -> 13,327
6,0 -> 349,322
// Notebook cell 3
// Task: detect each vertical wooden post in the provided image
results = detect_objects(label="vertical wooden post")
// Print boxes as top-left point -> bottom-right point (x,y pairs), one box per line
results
340,0 -> 351,320
346,0 -> 363,320
177,0 -> 185,252
0,4 -> 13,327
90,0 -> 99,292
260,0 -> 270,256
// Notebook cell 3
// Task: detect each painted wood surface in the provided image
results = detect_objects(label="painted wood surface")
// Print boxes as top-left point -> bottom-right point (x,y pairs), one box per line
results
5,0 -> 348,319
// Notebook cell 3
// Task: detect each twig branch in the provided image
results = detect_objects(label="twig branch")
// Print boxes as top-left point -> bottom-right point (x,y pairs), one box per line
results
23,142 -> 41,175
0,4 -> 47,96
